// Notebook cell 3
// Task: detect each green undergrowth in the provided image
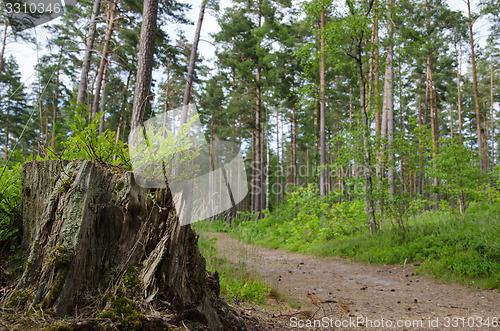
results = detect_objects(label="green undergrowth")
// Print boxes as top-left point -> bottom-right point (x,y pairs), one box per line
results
197,235 -> 271,303
320,206 -> 500,289
196,195 -> 500,290
0,160 -> 21,256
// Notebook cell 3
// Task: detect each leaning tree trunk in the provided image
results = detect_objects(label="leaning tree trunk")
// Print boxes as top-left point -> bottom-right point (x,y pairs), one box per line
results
181,0 -> 206,124
76,0 -> 101,107
11,159 -> 243,330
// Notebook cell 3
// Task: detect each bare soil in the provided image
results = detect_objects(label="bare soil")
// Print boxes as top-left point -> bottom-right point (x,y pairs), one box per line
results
204,232 -> 500,330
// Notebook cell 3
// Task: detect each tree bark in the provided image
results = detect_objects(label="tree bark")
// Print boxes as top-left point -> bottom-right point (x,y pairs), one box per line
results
131,0 -> 159,130
91,0 -> 117,119
449,104 -> 454,140
260,104 -> 266,210
319,6 -> 327,196
276,105 -> 281,203
491,56 -> 495,170
417,76 -> 423,195
427,54 -> 439,206
51,48 -> 62,152
0,20 -> 8,75
398,58 -> 404,195
11,159 -> 243,330
369,0 -> 380,133
280,111 -> 285,201
77,0 -> 101,107
251,129 -> 256,213
98,65 -> 108,135
456,44 -> 463,142
291,102 -> 297,186
426,43 -> 438,150
382,0 -> 395,198
3,109 -> 8,161
352,34 -> 376,232
467,0 -> 484,170
253,73 -> 262,214
181,0 -> 206,124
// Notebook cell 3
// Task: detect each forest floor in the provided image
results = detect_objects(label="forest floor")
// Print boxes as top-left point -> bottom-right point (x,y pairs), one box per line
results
203,232 -> 500,330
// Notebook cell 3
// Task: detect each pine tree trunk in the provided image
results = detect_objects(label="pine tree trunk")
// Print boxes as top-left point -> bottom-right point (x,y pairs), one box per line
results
280,113 -> 285,200
319,6 -> 327,196
254,66 -> 262,214
276,105 -> 281,203
3,109 -> 8,161
491,56 -> 495,170
398,62 -> 404,195
314,83 -> 319,173
369,0 -> 380,133
425,0 -> 439,206
51,49 -> 62,152
77,0 -> 101,107
417,77 -> 423,195
467,0 -> 484,170
291,103 -> 297,187
383,0 -> 395,198
349,86 -> 354,199
456,44 -> 463,142
92,0 -> 117,119
98,65 -> 108,135
0,20 -> 8,75
260,106 -> 265,211
44,106 -> 49,153
449,104 -> 454,140
428,57 -> 437,150
37,99 -> 42,157
484,109 -> 490,170
251,129 -> 256,213
427,54 -> 439,207
181,0 -> 206,124
351,27 -> 377,232
131,0 -> 159,129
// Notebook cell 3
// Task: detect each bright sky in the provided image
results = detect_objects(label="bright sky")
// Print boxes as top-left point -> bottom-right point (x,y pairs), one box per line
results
3,0 -> 492,89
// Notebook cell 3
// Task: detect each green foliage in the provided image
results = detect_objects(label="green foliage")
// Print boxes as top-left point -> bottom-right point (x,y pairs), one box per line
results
201,186 -> 367,252
122,266 -> 143,298
128,114 -> 202,185
384,194 -> 427,234
0,56 -> 32,157
427,138 -> 486,213
54,105 -> 130,169
96,266 -> 148,329
219,273 -> 270,303
0,162 -> 21,254
100,297 -> 147,329
197,235 -> 271,303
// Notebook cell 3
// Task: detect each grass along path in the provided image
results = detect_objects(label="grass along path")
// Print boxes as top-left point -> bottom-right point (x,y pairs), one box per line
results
202,232 -> 500,330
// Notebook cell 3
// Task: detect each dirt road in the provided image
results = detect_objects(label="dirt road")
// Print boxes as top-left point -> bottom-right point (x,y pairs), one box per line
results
203,232 -> 500,330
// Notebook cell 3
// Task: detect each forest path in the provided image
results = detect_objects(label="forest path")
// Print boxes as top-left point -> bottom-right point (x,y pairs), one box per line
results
203,232 -> 500,330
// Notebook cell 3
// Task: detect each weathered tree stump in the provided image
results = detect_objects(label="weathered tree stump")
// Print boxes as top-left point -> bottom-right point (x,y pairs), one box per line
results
12,159 -> 242,330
